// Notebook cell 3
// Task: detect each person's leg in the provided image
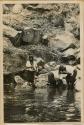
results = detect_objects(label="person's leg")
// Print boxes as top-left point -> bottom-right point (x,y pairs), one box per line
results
67,80 -> 70,89
31,72 -> 37,88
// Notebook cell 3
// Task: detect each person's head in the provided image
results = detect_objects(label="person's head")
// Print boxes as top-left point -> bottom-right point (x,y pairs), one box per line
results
67,73 -> 71,77
29,55 -> 34,62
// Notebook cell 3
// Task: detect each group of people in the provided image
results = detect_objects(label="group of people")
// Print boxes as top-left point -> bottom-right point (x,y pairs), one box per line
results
25,54 -> 77,89
48,65 -> 77,89
59,65 -> 77,89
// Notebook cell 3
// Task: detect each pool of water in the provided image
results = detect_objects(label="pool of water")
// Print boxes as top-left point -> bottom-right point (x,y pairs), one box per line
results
4,85 -> 81,122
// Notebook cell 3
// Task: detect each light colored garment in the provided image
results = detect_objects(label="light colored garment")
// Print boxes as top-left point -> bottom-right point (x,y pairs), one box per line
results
66,65 -> 75,74
26,61 -> 37,71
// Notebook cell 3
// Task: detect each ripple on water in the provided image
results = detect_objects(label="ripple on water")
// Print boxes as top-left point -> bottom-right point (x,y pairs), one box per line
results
4,87 -> 81,122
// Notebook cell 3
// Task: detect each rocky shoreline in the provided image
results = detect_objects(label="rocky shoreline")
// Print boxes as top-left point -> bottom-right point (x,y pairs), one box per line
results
3,4 -> 80,92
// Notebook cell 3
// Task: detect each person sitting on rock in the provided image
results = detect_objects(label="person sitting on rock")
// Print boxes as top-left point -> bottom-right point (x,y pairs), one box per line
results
26,54 -> 38,88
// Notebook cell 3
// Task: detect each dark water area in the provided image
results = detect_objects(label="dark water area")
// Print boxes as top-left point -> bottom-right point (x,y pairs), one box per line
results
4,85 -> 81,123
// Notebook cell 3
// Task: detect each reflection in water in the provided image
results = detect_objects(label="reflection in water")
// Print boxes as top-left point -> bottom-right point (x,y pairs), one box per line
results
47,87 -> 56,102
47,86 -> 64,102
66,90 -> 75,103
4,86 -> 81,122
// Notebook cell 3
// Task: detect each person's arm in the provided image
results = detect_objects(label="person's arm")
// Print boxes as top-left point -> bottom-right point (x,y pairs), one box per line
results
26,61 -> 30,68
26,61 -> 33,70
35,63 -> 38,72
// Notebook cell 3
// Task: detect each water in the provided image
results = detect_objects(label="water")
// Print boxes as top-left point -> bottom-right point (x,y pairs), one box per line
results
4,85 -> 81,122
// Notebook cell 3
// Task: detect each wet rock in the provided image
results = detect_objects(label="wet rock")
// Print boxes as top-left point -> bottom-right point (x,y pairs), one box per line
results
14,76 -> 32,92
36,74 -> 48,88
66,113 -> 75,117
67,107 -> 75,112
4,73 -> 16,92
14,75 -> 25,84
22,82 -> 28,88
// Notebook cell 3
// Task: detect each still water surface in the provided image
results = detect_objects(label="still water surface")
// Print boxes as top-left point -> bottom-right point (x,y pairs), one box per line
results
4,85 -> 81,122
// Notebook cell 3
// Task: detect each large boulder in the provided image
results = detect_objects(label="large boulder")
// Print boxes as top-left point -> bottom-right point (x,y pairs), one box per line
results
50,14 -> 64,28
22,27 -> 42,44
48,31 -> 78,51
65,16 -> 80,40
3,25 -> 22,47
3,45 -> 27,74
3,13 -> 26,31
61,48 -> 77,64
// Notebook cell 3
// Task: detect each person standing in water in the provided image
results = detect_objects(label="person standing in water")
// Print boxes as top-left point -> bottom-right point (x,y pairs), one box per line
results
26,54 -> 37,88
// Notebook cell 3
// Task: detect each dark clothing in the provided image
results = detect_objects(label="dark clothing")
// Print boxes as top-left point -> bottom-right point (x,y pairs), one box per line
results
66,73 -> 77,89
26,70 -> 35,83
48,72 -> 56,86
59,65 -> 66,74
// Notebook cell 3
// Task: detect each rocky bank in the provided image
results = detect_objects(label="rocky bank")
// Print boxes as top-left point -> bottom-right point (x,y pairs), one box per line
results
3,4 -> 80,89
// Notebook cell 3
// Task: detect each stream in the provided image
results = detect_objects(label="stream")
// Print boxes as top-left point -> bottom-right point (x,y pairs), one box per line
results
4,81 -> 81,122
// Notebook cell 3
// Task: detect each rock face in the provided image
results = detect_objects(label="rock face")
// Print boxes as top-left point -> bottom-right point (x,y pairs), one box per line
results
3,45 -> 27,74
3,5 -> 10,14
12,4 -> 23,14
3,25 -> 22,47
47,31 -> 78,51
3,25 -> 42,46
3,4 -> 80,91
49,14 -> 65,28
22,27 -> 42,44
